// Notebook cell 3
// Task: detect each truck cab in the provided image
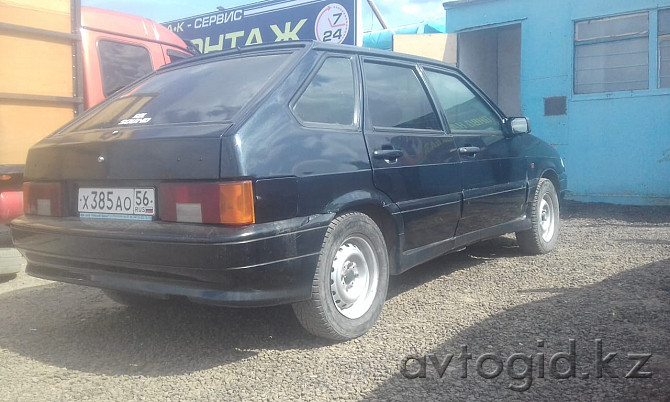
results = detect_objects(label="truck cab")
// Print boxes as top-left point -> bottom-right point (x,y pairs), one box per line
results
80,6 -> 194,108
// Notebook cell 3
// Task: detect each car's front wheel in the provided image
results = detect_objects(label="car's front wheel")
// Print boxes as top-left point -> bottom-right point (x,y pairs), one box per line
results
516,178 -> 560,254
292,212 -> 389,341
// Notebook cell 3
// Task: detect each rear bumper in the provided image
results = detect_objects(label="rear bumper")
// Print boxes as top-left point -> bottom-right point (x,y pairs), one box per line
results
10,214 -> 333,306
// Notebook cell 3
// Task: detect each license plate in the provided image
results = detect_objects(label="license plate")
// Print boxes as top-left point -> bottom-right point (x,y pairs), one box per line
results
78,188 -> 155,221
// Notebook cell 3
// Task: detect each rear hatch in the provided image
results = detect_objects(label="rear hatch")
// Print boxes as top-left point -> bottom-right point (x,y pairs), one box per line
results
23,49 -> 300,220
26,124 -> 229,181
27,50 -> 299,180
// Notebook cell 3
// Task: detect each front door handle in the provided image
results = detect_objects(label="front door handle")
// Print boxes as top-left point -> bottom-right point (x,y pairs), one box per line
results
458,146 -> 481,155
373,149 -> 404,160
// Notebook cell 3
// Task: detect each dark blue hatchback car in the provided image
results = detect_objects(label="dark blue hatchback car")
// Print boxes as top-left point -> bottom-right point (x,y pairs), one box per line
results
11,41 -> 567,340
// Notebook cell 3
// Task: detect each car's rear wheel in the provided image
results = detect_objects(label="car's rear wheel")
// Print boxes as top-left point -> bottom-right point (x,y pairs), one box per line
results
102,289 -> 169,306
516,178 -> 560,254
292,212 -> 389,341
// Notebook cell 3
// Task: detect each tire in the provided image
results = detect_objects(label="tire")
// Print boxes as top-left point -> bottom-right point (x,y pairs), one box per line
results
102,289 -> 168,306
292,212 -> 390,341
516,178 -> 560,254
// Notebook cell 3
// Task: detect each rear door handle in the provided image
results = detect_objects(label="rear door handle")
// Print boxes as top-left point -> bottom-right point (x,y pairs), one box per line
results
458,146 -> 481,155
373,149 -> 404,160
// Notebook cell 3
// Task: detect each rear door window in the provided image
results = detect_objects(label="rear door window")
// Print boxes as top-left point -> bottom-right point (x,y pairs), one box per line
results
98,40 -> 154,97
363,62 -> 441,131
67,53 -> 295,132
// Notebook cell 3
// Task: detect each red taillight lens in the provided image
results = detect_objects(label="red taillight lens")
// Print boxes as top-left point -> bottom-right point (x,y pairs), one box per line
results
159,181 -> 255,225
23,182 -> 65,217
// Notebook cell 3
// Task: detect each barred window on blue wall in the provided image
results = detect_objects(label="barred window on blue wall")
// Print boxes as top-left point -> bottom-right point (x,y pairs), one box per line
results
574,12 -> 649,94
659,9 -> 670,88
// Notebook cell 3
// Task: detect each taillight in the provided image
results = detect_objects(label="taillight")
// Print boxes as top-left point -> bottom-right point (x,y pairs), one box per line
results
159,181 -> 255,225
23,182 -> 65,217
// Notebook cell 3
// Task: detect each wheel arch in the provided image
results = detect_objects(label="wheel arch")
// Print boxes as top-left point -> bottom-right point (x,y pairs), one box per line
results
540,168 -> 560,194
324,190 -> 403,275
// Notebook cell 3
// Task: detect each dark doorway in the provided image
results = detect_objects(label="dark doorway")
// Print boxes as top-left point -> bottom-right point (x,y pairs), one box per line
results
457,24 -> 522,116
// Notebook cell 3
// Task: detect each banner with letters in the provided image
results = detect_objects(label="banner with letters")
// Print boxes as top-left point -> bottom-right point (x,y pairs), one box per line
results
163,0 -> 360,54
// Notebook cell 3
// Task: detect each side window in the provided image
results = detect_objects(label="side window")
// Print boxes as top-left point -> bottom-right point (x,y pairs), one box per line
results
98,40 -> 154,97
424,71 -> 502,133
292,57 -> 356,126
363,62 -> 441,130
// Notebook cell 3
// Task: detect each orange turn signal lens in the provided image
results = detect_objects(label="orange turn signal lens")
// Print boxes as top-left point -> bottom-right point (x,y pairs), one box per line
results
218,181 -> 255,225
159,181 -> 255,225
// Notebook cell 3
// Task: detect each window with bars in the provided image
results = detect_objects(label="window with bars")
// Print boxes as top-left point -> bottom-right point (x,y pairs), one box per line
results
574,12 -> 649,94
659,9 -> 670,88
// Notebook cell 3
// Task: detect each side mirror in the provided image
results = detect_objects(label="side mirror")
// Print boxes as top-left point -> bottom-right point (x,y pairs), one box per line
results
505,117 -> 531,136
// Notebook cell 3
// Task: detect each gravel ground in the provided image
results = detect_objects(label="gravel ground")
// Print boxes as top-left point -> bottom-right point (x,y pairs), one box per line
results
0,201 -> 668,401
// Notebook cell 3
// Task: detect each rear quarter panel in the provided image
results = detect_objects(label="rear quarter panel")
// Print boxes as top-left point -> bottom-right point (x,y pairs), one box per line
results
231,50 -> 384,219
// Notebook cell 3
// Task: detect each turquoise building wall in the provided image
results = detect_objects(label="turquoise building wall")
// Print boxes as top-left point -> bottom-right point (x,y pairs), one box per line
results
444,0 -> 670,205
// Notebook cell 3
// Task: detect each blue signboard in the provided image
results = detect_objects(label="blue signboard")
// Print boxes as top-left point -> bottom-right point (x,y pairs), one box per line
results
163,0 -> 360,54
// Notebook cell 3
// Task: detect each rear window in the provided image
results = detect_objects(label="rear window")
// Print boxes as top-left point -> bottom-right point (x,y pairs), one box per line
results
67,53 -> 293,132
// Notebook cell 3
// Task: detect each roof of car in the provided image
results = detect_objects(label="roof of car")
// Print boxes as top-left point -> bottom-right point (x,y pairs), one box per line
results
311,40 -> 458,68
159,40 -> 458,73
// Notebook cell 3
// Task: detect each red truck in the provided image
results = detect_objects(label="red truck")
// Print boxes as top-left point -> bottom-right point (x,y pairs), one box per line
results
0,1 -> 194,274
